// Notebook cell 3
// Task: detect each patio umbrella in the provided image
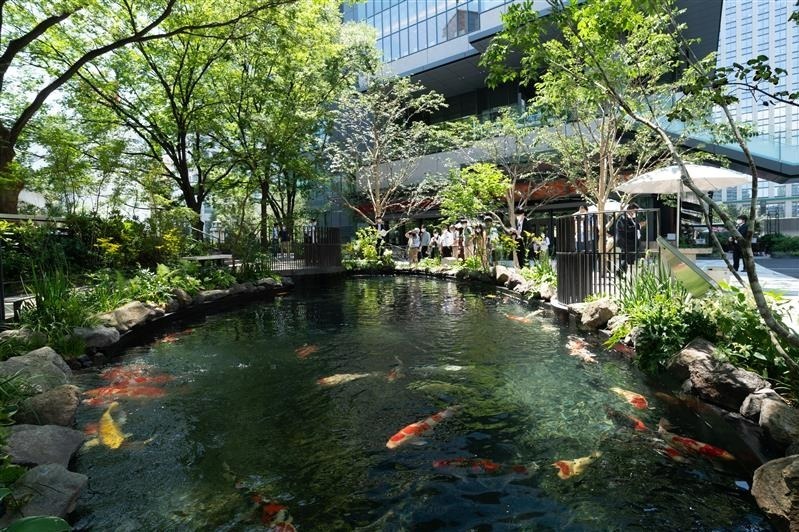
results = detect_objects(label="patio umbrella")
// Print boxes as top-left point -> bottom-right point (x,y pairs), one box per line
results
614,164 -> 752,246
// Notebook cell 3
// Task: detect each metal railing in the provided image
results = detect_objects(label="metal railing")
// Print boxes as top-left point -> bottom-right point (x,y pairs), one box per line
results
259,226 -> 342,271
556,209 -> 661,304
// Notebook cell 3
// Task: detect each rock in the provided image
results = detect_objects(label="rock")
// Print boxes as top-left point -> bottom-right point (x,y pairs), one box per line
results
742,388 -> 786,420
281,277 -> 294,287
96,311 -> 119,329
92,352 -> 106,366
228,283 -> 246,295
73,325 -> 120,349
164,298 -> 179,313
606,314 -> 628,332
257,277 -> 279,287
668,338 -> 769,411
760,399 -> 799,448
16,385 -> 80,426
172,288 -> 193,307
194,289 -> 228,305
5,424 -> 84,468
513,281 -> 531,294
538,283 -> 556,301
0,464 -> 87,525
506,273 -> 525,289
580,298 -> 618,329
114,301 -> 159,332
241,282 -> 255,293
0,328 -> 47,345
751,455 -> 799,530
495,265 -> 512,285
0,347 -> 70,393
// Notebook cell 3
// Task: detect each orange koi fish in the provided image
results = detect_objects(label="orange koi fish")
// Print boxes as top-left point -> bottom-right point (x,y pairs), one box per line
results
317,373 -> 372,386
100,364 -> 152,382
159,328 -> 193,344
658,420 -> 735,461
386,405 -> 461,449
566,337 -> 597,364
82,385 -> 167,406
612,342 -> 635,357
251,494 -> 296,531
108,374 -> 174,387
504,313 -> 532,324
386,358 -> 404,382
432,457 -> 528,475
605,406 -> 648,432
295,344 -> 319,359
610,387 -> 649,410
552,451 -> 602,479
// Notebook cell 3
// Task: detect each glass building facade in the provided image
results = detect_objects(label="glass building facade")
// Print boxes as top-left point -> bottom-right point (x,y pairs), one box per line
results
342,1 -> 514,62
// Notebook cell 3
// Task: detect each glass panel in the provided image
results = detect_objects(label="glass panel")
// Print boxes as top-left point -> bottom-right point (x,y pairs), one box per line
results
437,12 -> 447,40
427,17 -> 436,46
400,27 -> 409,56
391,5 -> 400,33
409,23 -> 418,54
382,10 -> 390,36
391,32 -> 400,60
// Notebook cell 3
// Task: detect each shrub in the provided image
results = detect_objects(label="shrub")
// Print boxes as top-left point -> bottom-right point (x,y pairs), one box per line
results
520,251 -> 557,286
342,227 -> 394,270
418,256 -> 441,268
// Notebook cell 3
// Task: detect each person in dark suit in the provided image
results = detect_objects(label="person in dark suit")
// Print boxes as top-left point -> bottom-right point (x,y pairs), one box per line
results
730,214 -> 750,272
512,207 -> 532,268
615,203 -> 641,276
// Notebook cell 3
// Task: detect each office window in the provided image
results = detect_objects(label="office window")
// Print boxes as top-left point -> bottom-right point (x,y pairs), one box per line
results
775,185 -> 786,197
726,187 -> 738,201
742,186 -> 752,200
409,24 -> 418,54
792,183 -> 799,197
766,203 -> 785,217
792,201 -> 799,217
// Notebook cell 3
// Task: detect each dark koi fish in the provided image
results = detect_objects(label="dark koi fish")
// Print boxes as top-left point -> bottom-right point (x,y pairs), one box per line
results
605,406 -> 648,432
433,457 -> 528,475
295,344 -> 319,359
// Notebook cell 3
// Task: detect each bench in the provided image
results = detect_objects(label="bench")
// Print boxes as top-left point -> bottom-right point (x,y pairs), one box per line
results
181,254 -> 236,270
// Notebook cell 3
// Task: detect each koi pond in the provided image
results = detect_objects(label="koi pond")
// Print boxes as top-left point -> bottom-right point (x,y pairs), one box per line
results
73,277 -> 771,530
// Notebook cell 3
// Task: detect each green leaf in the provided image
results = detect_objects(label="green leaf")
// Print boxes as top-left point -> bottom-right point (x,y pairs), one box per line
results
0,487 -> 12,501
0,465 -> 26,484
4,516 -> 71,532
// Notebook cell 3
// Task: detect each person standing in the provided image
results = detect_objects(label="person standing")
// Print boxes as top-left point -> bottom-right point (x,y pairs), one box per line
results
406,228 -> 421,264
615,203 -> 641,275
730,214 -> 750,272
441,225 -> 454,258
375,217 -> 388,255
429,229 -> 440,259
513,207 -> 530,268
419,225 -> 431,259
278,225 -> 291,258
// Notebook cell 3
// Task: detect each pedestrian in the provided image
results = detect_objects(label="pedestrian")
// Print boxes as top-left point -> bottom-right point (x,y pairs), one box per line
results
730,214 -> 750,272
429,229 -> 440,259
420,225 -> 431,259
615,203 -> 641,276
441,225 -> 454,258
279,224 -> 291,258
376,217 -> 388,254
406,228 -> 421,264
513,207 -> 531,268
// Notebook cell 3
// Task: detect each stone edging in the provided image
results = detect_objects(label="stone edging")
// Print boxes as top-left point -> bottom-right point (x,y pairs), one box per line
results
0,276 -> 293,526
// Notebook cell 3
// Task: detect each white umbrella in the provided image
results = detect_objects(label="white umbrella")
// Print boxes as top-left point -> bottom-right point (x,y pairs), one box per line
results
615,164 -> 752,246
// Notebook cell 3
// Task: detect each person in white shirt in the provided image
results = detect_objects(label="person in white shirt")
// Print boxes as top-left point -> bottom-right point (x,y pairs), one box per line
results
419,225 -> 431,258
441,226 -> 454,257
405,228 -> 421,264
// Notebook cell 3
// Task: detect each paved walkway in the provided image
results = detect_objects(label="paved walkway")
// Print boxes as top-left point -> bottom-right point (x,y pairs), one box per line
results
696,258 -> 799,297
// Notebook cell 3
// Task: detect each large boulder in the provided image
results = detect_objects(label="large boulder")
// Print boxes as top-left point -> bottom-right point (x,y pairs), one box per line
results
0,347 -> 70,393
73,325 -> 120,349
5,424 -> 84,468
193,289 -> 228,305
495,265 -> 513,285
538,282 -> 556,302
172,288 -> 193,307
0,464 -> 87,525
256,277 -> 279,287
95,311 -> 119,329
580,298 -> 618,329
113,301 -> 159,332
751,455 -> 799,531
742,388 -> 786,420
667,338 -> 769,411
760,399 -> 799,448
606,314 -> 628,333
0,328 -> 47,345
16,385 -> 80,426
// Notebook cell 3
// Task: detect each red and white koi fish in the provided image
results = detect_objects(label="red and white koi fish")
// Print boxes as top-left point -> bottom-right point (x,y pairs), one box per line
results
433,457 -> 528,475
655,444 -> 688,463
552,451 -> 602,479
100,364 -> 152,382
386,405 -> 461,449
251,494 -> 296,531
107,374 -> 174,387
504,313 -> 532,324
605,406 -> 648,432
610,387 -> 649,410
658,419 -> 735,461
295,344 -> 319,359
317,373 -> 373,387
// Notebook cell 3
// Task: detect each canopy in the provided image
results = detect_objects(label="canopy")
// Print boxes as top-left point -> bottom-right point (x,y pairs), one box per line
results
615,164 -> 752,246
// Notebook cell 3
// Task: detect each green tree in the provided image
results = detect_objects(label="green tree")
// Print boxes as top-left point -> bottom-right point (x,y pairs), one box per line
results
484,0 -> 799,363
325,74 -> 447,227
0,0 -> 294,214
440,163 -> 509,222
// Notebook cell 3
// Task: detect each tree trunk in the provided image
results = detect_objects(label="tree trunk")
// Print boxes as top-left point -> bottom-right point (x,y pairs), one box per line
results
260,181 -> 269,250
0,142 -> 21,213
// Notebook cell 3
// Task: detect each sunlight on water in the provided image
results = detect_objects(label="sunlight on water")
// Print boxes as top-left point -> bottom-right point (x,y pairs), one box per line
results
72,277 -> 770,531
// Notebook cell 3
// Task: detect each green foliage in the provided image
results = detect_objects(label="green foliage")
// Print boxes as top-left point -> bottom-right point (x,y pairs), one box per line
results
19,268 -> 94,348
520,251 -> 557,286
2,516 -> 71,532
341,227 -> 394,271
439,163 -> 509,223
460,256 -> 484,271
417,257 -> 441,269
0,335 -> 46,363
615,260 -> 688,313
759,233 -> 799,255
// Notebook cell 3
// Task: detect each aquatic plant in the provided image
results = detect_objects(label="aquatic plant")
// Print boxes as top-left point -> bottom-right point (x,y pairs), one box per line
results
341,227 -> 394,270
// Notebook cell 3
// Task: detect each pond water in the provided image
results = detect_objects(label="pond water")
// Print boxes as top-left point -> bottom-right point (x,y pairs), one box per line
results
72,277 -> 771,531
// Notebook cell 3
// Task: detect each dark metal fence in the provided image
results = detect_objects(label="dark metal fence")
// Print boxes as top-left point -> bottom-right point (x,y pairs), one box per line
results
556,209 -> 660,304
260,226 -> 342,271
